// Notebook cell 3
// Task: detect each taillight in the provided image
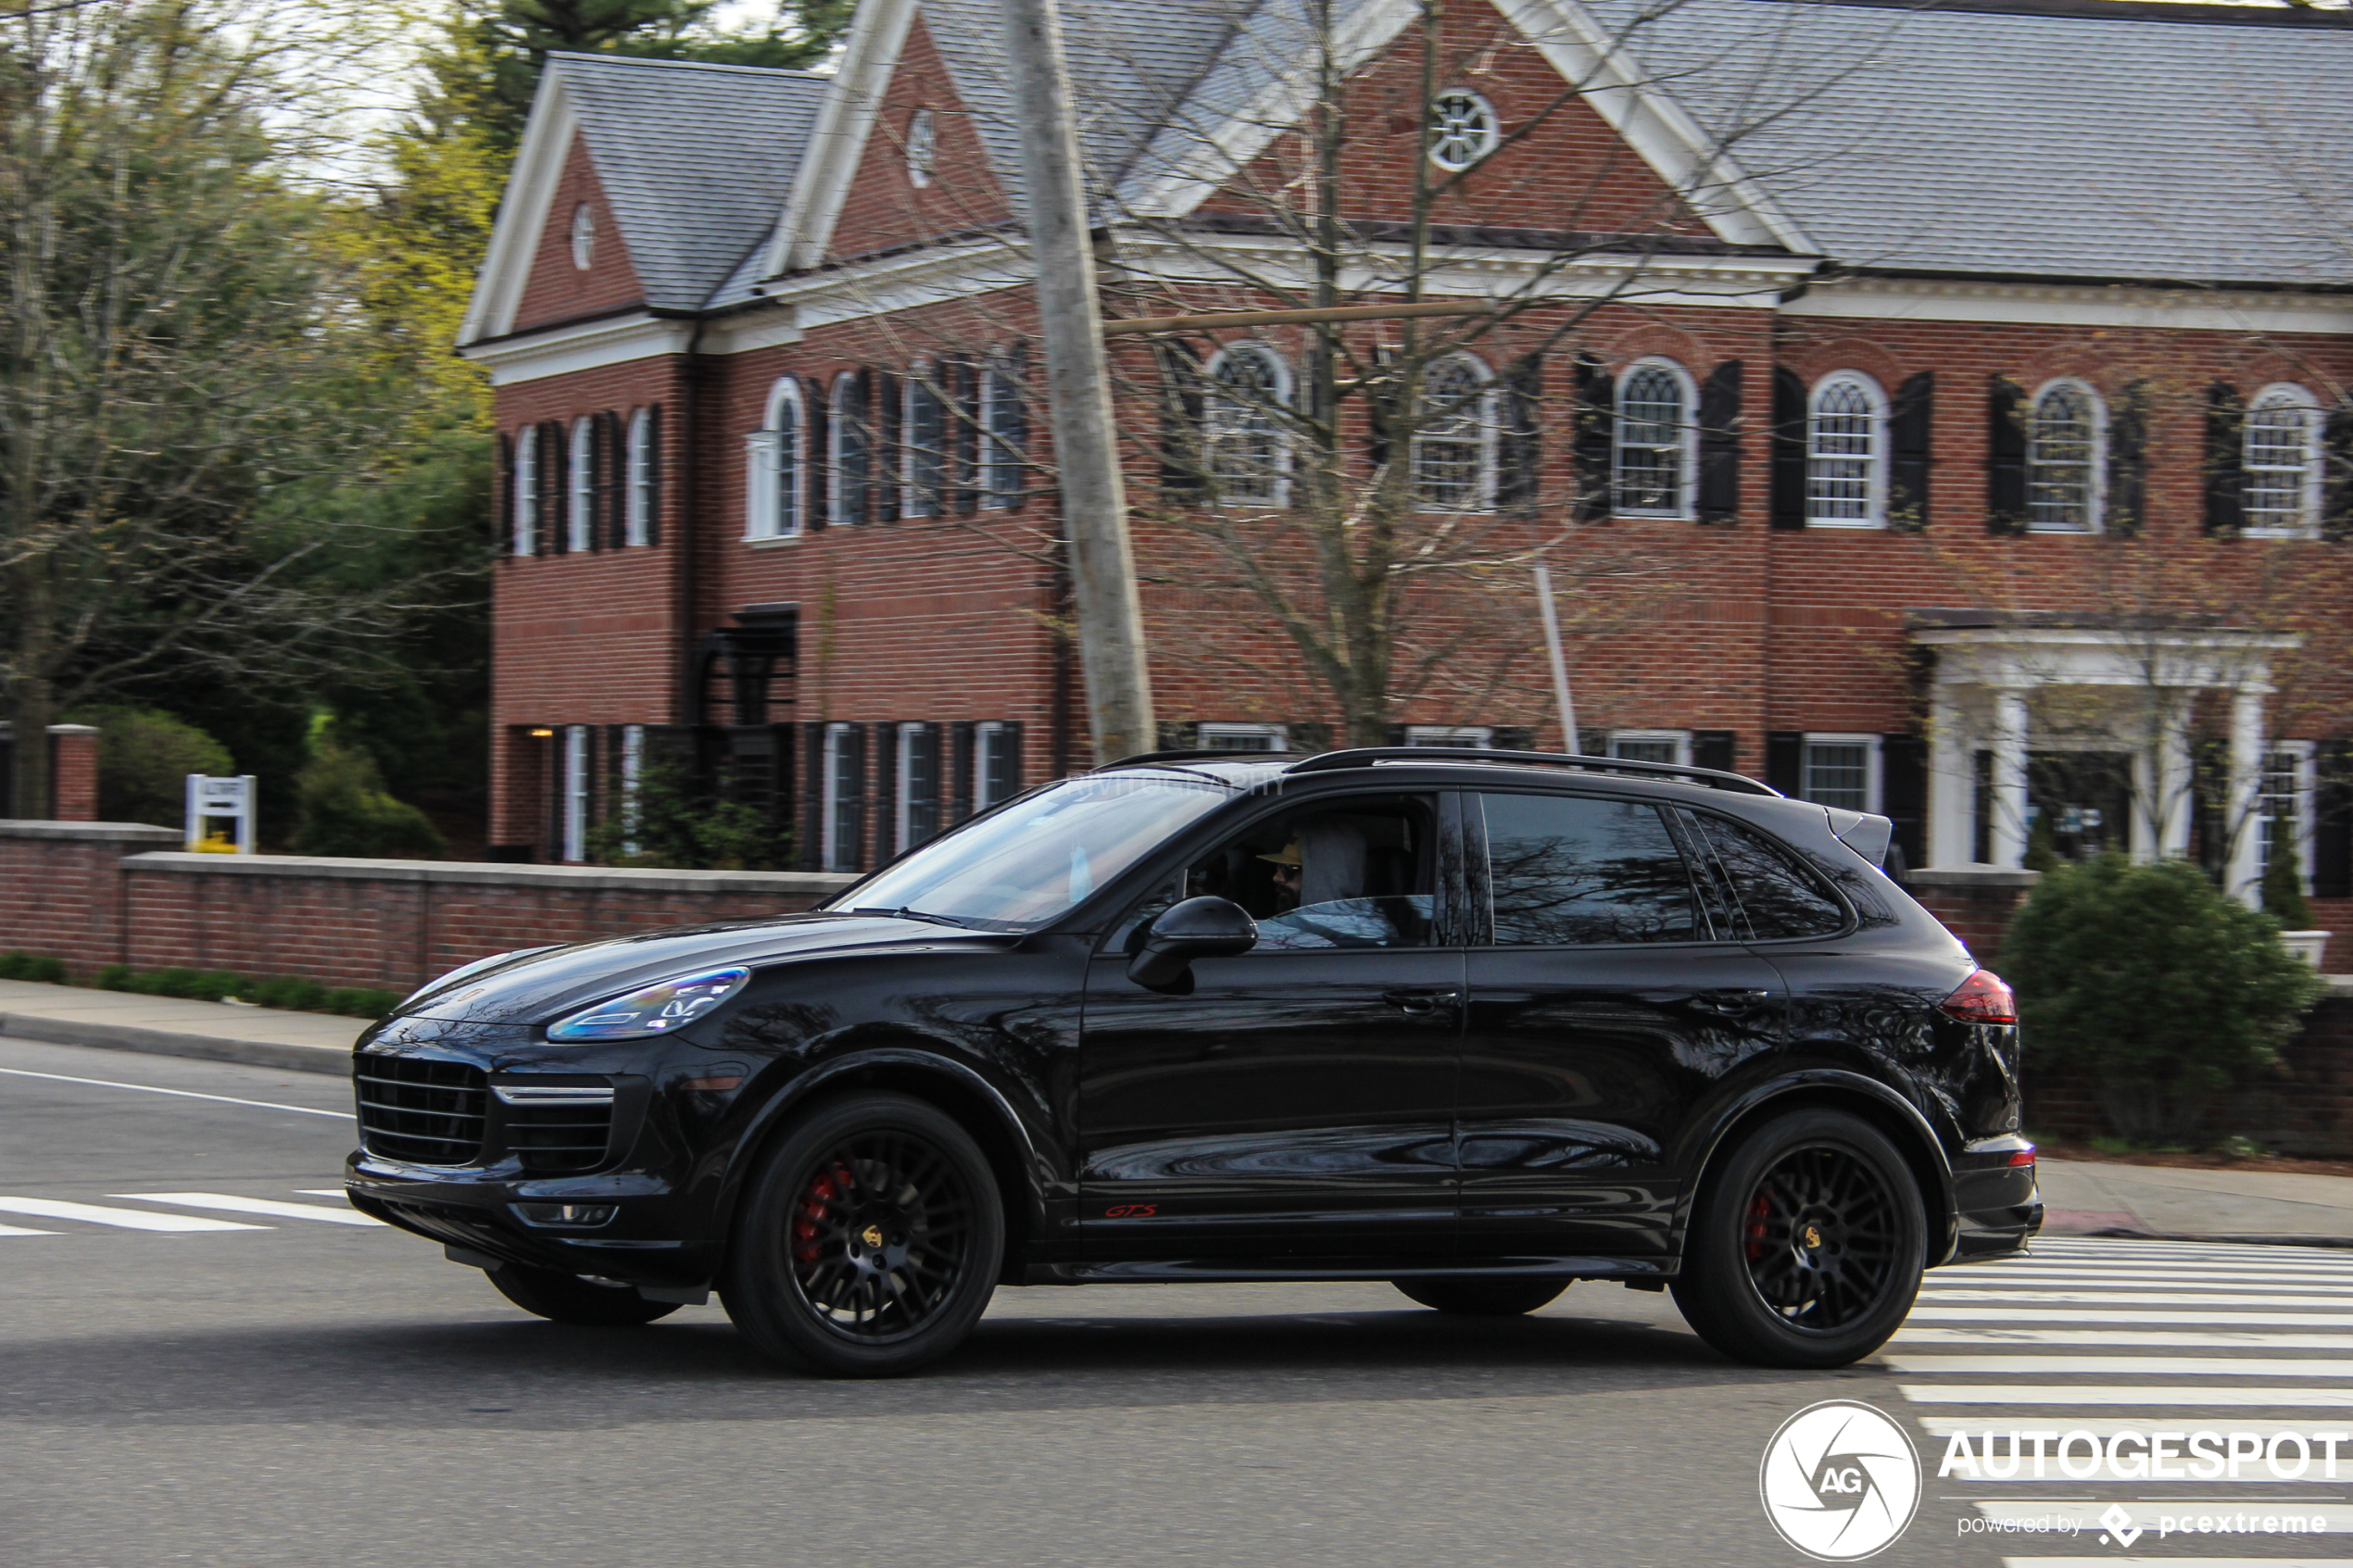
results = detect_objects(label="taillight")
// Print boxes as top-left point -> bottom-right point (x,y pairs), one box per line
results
2007,1145 -> 2036,1167
1941,968 -> 2018,1025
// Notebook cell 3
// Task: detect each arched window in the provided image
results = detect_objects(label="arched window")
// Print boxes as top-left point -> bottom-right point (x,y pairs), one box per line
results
831,372 -> 870,525
2027,379 -> 2104,533
2244,383 -> 2322,537
1203,343 -> 1290,506
1428,90 -> 1499,171
745,380 -> 801,541
623,407 -> 656,546
1806,371 -> 1887,527
903,368 -> 945,518
1614,358 -> 1696,517
1412,355 -> 1494,510
511,425 -> 537,556
981,350 -> 1026,508
568,417 -> 596,551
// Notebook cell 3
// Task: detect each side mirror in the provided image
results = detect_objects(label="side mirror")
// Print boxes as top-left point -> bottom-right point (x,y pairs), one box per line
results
1126,896 -> 1258,989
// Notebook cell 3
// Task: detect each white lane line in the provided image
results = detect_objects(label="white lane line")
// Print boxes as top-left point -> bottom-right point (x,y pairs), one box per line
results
1923,1290 -> 2353,1307
1895,1329 -> 2353,1349
0,1067 -> 349,1120
1909,1309 -> 2353,1326
2005,1561 -> 2350,1567
1888,1355 -> 2353,1378
0,1222 -> 60,1236
1902,1384 -> 2353,1407
0,1197 -> 265,1233
111,1193 -> 383,1227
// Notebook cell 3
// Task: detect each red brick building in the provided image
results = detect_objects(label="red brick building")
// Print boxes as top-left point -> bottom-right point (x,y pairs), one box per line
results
457,0 -> 2353,956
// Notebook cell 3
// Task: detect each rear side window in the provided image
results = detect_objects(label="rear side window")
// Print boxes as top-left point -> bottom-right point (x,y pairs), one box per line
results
1478,793 -> 1699,945
1686,813 -> 1847,939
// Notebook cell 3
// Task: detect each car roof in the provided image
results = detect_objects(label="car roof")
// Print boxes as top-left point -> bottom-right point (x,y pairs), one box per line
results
1095,746 -> 1785,806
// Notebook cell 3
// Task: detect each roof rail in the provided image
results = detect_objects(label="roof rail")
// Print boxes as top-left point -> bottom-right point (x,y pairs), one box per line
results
1278,746 -> 1783,797
1092,748 -> 1289,771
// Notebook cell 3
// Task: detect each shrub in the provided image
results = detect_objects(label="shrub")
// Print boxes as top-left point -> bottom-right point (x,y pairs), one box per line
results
2261,827 -> 2313,930
65,707 -> 234,830
0,951 -> 67,983
248,974 -> 327,1011
2002,854 -> 2324,1144
94,964 -> 135,991
290,717 -> 447,859
585,752 -> 793,871
322,987 -> 399,1018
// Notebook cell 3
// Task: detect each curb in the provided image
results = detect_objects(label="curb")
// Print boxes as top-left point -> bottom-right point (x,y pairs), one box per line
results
0,1012 -> 355,1077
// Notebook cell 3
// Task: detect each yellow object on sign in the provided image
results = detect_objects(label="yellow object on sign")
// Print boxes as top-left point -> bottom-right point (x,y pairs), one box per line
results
192,830 -> 240,855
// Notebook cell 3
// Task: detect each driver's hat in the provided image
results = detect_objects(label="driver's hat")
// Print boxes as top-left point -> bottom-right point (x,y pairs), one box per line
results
1257,839 -> 1302,868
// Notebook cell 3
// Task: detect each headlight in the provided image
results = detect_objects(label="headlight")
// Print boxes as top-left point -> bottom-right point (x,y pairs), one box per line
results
545,968 -> 750,1042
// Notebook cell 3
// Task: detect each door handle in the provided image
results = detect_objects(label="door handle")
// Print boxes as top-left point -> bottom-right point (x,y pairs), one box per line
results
1694,987 -> 1772,1014
1382,988 -> 1460,1015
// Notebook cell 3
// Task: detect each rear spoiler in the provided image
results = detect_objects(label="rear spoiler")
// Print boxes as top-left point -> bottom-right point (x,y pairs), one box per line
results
1825,807 -> 1894,870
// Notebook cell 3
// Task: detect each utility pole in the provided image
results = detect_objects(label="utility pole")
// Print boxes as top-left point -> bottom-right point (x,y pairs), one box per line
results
998,0 -> 1155,764
1532,560 -> 1579,752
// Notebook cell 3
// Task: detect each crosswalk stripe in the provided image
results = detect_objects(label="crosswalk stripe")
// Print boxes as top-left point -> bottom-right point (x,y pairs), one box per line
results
0,1197 -> 265,1232
1919,1416 -> 2330,1440
1908,1308 -> 2353,1325
1887,1355 -> 2353,1377
1923,1289 -> 2353,1306
2003,1561 -> 2347,1567
111,1193 -> 384,1227
1900,1384 -> 2353,1407
1946,1269 -> 2353,1286
0,1222 -> 59,1236
1894,1328 -> 2353,1348
294,1189 -> 353,1200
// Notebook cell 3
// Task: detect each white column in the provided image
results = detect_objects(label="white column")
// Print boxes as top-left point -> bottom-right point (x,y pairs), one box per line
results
1926,686 -> 1972,867
2227,688 -> 2267,907
1990,688 -> 2030,869
2156,698 -> 2194,861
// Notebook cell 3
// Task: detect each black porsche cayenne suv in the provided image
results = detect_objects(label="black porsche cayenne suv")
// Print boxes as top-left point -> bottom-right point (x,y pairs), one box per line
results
346,746 -> 2041,1376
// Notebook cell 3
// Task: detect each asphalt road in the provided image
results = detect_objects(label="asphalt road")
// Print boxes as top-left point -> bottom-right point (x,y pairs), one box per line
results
4,1037 -> 2339,1568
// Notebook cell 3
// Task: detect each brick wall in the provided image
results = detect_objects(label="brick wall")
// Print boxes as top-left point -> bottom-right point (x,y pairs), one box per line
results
0,822 -> 179,967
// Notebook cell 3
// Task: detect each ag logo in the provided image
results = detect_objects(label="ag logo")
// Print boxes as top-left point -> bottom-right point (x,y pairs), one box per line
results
1758,1400 -> 1920,1561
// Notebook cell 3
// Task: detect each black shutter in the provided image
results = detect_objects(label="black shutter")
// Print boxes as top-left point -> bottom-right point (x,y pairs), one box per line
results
2106,379 -> 2150,537
950,721 -> 976,822
497,432 -> 515,554
1158,342 -> 1204,498
2205,382 -> 2246,536
644,403 -> 663,546
1491,725 -> 1536,753
878,373 -> 902,523
1766,731 -> 1804,796
1156,721 -> 1196,750
540,420 -> 565,553
1498,352 -> 1543,516
2325,402 -> 2353,544
585,413 -> 609,550
805,380 -> 830,529
1289,721 -> 1330,754
1001,345 -> 1029,508
1769,367 -> 1806,530
1881,734 -> 1927,878
2314,739 -> 2352,899
800,723 -> 826,870
1986,377 -> 2028,535
1576,727 -> 1607,759
875,721 -> 900,862
997,721 -> 1025,797
852,370 -> 877,524
1693,730 -> 1736,773
953,360 -> 980,515
608,410 -> 631,548
1695,359 -> 1743,525
1888,371 -> 1933,533
1572,353 -> 1614,521
1365,345 -> 1399,477
906,723 -> 940,845
843,724 -> 869,869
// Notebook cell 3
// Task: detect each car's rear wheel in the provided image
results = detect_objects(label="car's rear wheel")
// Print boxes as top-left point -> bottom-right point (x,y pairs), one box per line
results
486,1261 -> 681,1325
722,1091 -> 1002,1377
1671,1108 -> 1924,1368
1392,1276 -> 1568,1316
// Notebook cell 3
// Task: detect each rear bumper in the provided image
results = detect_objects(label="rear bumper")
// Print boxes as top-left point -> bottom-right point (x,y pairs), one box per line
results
1946,1152 -> 2044,1264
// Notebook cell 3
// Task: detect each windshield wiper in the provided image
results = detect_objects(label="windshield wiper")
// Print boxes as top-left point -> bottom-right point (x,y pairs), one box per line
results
848,906 -> 969,928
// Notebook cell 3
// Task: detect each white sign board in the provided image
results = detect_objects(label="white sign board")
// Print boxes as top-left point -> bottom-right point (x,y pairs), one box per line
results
185,774 -> 258,855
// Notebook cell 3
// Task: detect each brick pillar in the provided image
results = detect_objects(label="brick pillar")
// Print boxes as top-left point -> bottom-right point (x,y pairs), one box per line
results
47,724 -> 99,822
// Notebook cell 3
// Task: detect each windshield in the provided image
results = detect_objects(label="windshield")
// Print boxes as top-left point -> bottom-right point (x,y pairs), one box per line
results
828,771 -> 1237,931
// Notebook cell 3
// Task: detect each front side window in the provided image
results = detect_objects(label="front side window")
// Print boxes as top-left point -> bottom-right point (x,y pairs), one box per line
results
1119,793 -> 1439,952
904,373 -> 944,518
1204,344 -> 1289,506
2027,380 -> 2102,533
832,374 -> 870,525
1412,356 -> 1492,510
2245,384 -> 2321,537
1684,812 -> 1846,940
1615,359 -> 1694,517
1806,372 -> 1885,526
837,771 -> 1238,931
1802,734 -> 1878,814
1478,792 -> 1699,945
569,417 -> 596,551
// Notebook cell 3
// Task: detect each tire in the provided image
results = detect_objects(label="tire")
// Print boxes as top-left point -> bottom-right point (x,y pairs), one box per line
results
1392,1276 -> 1569,1316
722,1091 -> 1003,1377
486,1261 -> 681,1326
1671,1108 -> 1925,1369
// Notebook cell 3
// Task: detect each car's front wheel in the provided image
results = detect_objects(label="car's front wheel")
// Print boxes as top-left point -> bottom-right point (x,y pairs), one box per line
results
1671,1109 -> 1924,1368
1391,1276 -> 1568,1316
486,1261 -> 681,1325
723,1091 -> 1003,1376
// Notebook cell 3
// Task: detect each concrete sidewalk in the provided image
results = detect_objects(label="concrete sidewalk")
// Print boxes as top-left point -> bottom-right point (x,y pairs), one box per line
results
2039,1157 -> 2353,1247
0,976 -> 358,1074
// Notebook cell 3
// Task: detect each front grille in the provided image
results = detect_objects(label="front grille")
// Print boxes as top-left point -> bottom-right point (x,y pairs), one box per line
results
355,1056 -> 488,1166
504,1101 -> 615,1175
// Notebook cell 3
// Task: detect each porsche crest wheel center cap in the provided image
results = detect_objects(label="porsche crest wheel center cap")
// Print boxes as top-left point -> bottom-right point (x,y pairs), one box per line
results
861,1223 -> 885,1249
1803,1224 -> 1822,1249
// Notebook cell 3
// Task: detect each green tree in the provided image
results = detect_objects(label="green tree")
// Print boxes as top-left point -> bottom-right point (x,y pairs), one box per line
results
2002,854 -> 2323,1144
290,715 -> 449,859
586,752 -> 793,870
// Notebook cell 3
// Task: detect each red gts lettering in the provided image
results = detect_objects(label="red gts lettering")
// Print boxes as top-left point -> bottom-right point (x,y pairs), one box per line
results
1103,1203 -> 1157,1219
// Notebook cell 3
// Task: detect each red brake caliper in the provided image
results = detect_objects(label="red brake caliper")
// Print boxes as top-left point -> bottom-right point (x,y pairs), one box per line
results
1745,1192 -> 1772,1261
793,1164 -> 849,1264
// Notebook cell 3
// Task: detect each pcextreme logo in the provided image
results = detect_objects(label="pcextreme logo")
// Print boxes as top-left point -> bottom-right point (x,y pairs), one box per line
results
1759,1400 -> 1923,1561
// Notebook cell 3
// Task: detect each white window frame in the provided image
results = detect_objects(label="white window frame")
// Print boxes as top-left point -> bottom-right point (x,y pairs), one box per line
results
568,417 -> 595,552
975,721 -> 1019,809
830,373 -> 868,525
511,425 -> 538,556
1801,733 -> 1883,815
1608,729 -> 1693,768
745,379 -> 803,542
619,723 -> 644,856
1198,721 -> 1290,753
2243,383 -> 2323,540
624,408 -> 653,547
1411,354 -> 1496,513
561,725 -> 590,862
905,108 -> 937,187
1404,724 -> 1493,748
901,367 -> 946,520
821,721 -> 858,872
2025,377 -> 2107,535
1805,371 -> 1889,529
1202,342 -> 1292,508
2259,739 -> 2318,892
981,360 -> 1023,508
1614,358 -> 1699,520
569,203 -> 595,270
1428,88 -> 1500,170
896,722 -> 944,850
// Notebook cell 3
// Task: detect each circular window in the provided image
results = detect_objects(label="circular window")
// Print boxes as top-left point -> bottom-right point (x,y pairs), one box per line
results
1428,90 -> 1499,170
906,108 -> 937,188
569,203 -> 595,270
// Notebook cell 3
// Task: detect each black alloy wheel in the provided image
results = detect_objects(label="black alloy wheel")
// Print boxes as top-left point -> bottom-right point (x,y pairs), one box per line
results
1671,1109 -> 1924,1368
723,1091 -> 1003,1376
1391,1276 -> 1568,1316
486,1261 -> 681,1326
